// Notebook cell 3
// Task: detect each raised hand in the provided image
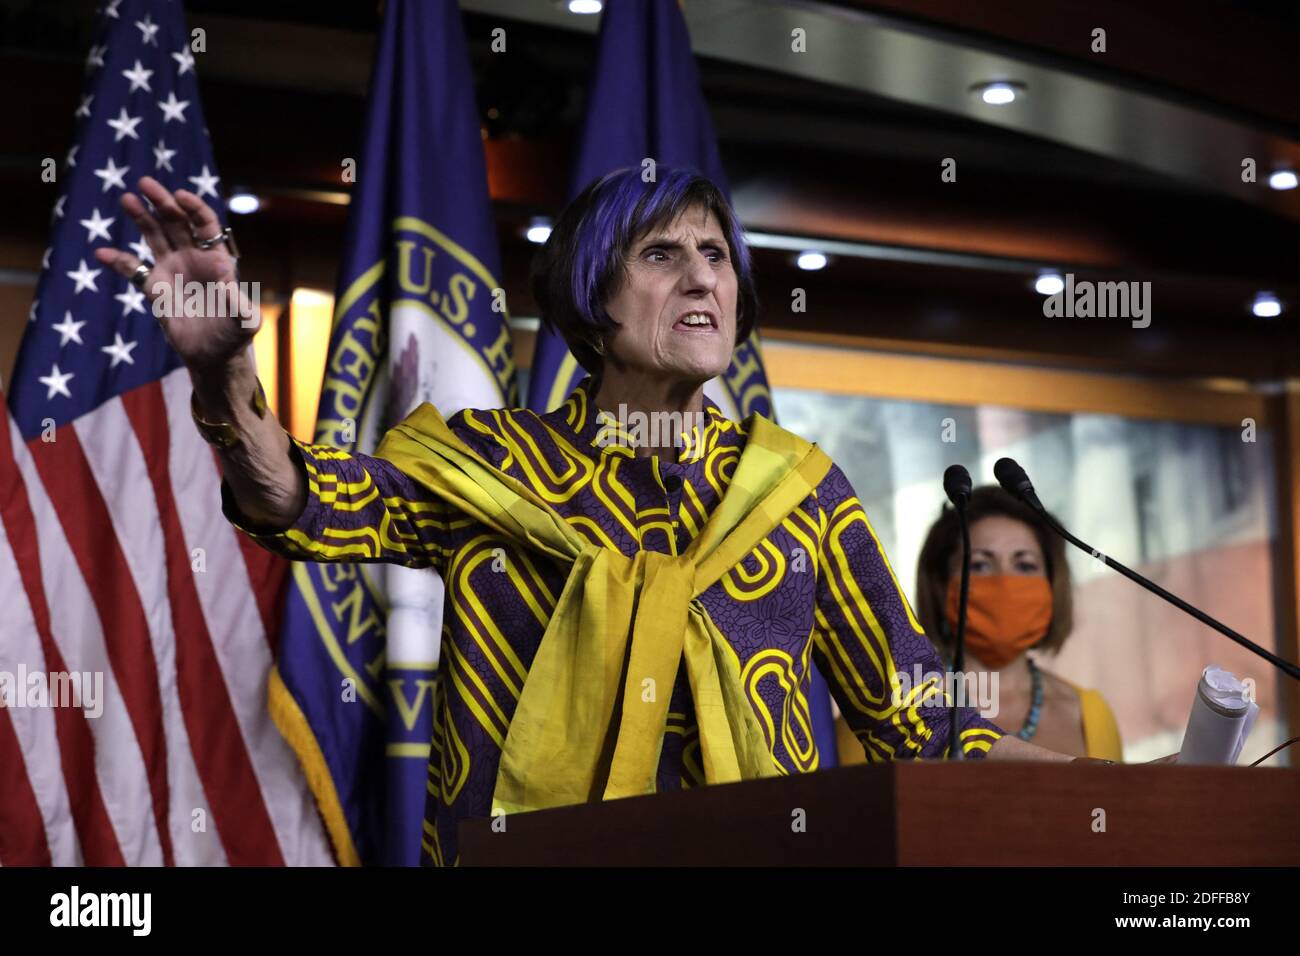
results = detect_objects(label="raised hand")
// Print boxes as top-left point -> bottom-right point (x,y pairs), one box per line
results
94,176 -> 256,372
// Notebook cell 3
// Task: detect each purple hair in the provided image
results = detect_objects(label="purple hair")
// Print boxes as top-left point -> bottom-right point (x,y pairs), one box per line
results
530,166 -> 758,380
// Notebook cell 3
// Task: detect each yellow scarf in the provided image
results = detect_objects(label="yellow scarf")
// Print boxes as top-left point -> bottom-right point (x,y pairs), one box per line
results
374,404 -> 832,814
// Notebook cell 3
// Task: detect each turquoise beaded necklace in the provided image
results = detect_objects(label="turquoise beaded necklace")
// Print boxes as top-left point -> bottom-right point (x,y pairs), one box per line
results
1017,656 -> 1044,741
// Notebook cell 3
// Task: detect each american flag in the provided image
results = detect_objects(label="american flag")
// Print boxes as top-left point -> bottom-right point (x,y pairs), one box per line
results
0,0 -> 330,865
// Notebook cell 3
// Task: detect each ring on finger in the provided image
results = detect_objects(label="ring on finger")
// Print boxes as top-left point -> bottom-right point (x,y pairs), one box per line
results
192,225 -> 240,259
129,263 -> 152,291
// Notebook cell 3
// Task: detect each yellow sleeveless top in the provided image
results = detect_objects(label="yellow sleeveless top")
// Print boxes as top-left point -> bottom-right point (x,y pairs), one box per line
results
1074,685 -> 1123,761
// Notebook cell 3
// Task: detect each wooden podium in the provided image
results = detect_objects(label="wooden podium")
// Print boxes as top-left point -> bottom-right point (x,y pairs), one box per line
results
459,762 -> 1300,865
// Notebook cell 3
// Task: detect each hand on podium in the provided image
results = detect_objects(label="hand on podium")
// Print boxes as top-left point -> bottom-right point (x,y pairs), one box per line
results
1072,752 -> 1179,765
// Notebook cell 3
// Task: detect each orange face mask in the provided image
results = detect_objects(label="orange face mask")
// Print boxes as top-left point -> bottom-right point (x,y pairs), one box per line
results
945,574 -> 1053,670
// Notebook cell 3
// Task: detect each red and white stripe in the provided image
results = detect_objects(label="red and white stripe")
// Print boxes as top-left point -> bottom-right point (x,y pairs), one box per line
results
0,368 -> 331,866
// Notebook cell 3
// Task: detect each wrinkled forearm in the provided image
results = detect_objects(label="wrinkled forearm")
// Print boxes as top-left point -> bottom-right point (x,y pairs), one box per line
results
191,351 -> 305,531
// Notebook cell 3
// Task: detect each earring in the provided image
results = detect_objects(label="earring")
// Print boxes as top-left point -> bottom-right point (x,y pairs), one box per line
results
591,338 -> 605,357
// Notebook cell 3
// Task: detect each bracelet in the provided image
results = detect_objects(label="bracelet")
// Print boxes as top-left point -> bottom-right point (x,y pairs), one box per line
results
190,379 -> 268,449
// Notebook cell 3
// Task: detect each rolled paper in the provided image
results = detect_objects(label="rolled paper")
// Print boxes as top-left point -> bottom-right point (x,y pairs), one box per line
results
1178,665 -> 1260,765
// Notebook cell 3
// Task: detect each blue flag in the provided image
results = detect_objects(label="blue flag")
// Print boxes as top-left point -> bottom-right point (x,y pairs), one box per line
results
526,0 -> 774,422
524,0 -> 837,768
270,0 -> 517,866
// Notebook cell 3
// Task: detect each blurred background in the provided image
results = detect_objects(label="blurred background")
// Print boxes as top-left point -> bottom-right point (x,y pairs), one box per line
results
2,0 -> 1297,763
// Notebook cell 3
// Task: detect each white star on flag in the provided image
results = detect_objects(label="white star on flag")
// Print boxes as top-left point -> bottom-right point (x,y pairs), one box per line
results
102,333 -> 139,368
188,165 -> 220,198
158,91 -> 190,123
94,157 -> 129,192
66,144 -> 79,167
122,59 -> 154,93
75,94 -> 94,119
52,311 -> 87,346
85,44 -> 107,71
51,196 -> 66,220
128,237 -> 154,262
173,47 -> 196,75
107,107 -> 143,142
28,299 -> 39,323
79,208 -> 115,242
104,0 -> 121,18
114,286 -> 147,317
39,364 -> 74,400
66,259 -> 102,294
153,140 -> 177,172
41,247 -> 52,269
135,13 -> 160,46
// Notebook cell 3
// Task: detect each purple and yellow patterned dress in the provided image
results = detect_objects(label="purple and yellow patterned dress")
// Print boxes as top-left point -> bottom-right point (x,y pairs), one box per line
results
225,376 -> 1004,865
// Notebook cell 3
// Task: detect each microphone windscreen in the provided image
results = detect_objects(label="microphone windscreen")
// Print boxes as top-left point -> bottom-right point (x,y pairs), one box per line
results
943,464 -> 972,505
993,457 -> 1028,493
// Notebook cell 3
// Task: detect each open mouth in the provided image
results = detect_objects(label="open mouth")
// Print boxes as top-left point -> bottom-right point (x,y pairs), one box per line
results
672,311 -> 718,332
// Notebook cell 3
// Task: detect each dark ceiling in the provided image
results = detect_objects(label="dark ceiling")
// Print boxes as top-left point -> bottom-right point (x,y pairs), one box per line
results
839,0 -> 1300,134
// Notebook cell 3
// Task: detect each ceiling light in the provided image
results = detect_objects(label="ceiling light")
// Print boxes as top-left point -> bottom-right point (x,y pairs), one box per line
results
971,81 -> 1025,106
567,0 -> 602,14
228,192 -> 260,215
796,250 -> 827,271
1268,169 -> 1298,191
1251,292 -> 1282,318
1034,272 -> 1064,296
525,217 -> 552,244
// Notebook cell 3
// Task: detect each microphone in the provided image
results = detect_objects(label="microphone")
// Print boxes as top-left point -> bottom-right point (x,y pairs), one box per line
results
993,457 -> 1300,682
943,465 -> 973,760
943,463 -> 972,506
992,457 -> 1042,511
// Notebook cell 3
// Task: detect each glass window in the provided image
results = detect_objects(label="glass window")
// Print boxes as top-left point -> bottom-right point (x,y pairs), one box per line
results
776,386 -> 1283,764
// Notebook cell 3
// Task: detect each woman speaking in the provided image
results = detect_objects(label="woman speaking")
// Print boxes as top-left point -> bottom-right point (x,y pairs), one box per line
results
96,166 -> 1081,866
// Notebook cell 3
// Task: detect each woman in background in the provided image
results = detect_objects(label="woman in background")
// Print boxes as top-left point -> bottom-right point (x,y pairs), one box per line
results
836,485 -> 1122,763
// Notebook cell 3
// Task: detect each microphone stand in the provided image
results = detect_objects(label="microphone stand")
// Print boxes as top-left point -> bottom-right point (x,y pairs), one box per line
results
950,493 -> 971,761
942,464 -> 974,760
995,459 -> 1300,683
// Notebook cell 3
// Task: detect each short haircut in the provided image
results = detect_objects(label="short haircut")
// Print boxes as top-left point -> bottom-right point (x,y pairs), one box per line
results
914,485 -> 1075,656
529,166 -> 758,382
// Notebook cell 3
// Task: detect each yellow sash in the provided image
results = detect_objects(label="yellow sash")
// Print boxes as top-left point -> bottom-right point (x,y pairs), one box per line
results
374,404 -> 832,814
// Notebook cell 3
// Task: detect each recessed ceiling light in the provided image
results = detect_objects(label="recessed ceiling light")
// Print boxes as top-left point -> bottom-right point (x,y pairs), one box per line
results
1034,272 -> 1064,296
525,217 -> 552,244
1251,292 -> 1282,318
1268,169 -> 1298,191
971,80 -> 1025,106
796,250 -> 828,271
228,192 -> 260,215
567,0 -> 602,14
